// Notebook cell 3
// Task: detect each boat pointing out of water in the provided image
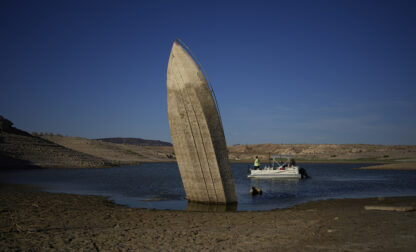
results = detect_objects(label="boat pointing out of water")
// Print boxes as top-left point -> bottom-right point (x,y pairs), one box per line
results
167,39 -> 237,204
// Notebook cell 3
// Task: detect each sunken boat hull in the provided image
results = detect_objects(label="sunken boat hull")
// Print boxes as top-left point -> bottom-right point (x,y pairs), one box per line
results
167,41 -> 237,204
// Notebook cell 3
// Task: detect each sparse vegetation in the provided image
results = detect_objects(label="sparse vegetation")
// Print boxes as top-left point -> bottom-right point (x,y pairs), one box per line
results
38,134 -> 174,164
227,144 -> 416,163
3,115 -> 416,168
124,149 -> 143,156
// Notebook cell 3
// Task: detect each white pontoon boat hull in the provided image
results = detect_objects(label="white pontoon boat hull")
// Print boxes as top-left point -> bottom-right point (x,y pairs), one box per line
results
248,167 -> 301,179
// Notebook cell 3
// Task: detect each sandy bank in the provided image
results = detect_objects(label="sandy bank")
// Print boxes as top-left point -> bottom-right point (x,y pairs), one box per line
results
359,162 -> 416,170
1,184 -> 415,251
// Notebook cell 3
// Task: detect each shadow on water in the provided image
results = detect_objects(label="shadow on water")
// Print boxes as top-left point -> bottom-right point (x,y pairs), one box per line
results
0,154 -> 42,170
250,178 -> 300,193
186,201 -> 238,212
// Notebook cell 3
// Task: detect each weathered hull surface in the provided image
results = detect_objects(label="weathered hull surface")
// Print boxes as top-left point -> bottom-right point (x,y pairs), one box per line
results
167,41 -> 237,204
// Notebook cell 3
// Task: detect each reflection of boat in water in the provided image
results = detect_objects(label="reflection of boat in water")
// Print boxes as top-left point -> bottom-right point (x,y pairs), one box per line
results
248,155 -> 308,179
250,178 -> 300,195
186,201 -> 237,212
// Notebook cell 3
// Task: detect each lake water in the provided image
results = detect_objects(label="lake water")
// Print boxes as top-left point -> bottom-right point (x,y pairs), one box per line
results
1,163 -> 416,211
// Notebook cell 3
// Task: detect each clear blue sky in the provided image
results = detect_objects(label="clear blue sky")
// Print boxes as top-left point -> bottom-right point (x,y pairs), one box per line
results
1,0 -> 415,145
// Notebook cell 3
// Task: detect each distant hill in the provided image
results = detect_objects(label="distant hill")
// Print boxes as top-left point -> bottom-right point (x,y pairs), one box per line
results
97,137 -> 172,146
0,116 -> 112,168
227,143 -> 416,162
0,115 -> 175,168
43,135 -> 174,164
2,115 -> 416,168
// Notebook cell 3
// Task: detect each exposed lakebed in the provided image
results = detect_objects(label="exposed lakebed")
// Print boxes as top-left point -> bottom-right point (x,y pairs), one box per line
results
1,163 -> 416,211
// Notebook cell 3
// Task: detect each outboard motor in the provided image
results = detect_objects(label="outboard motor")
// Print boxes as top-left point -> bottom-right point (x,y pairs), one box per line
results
299,167 -> 310,179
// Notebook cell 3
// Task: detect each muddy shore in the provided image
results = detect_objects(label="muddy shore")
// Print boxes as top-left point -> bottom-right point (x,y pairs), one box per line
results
1,184 -> 415,251
359,162 -> 416,170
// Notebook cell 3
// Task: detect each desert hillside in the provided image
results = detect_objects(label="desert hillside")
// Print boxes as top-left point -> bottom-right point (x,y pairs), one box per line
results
0,116 -> 111,168
228,144 -> 416,162
42,135 -> 416,164
0,116 -> 174,168
2,115 -> 416,169
41,135 -> 174,164
97,137 -> 172,146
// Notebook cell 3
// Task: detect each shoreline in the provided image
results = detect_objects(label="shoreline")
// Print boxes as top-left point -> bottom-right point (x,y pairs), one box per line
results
359,162 -> 416,170
0,159 -> 400,170
230,159 -> 390,164
1,183 -> 416,251
3,125 -> 416,170
0,160 -> 416,171
2,181 -> 416,212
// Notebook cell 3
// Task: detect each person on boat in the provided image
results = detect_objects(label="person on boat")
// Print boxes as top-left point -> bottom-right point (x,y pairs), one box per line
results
254,156 -> 260,170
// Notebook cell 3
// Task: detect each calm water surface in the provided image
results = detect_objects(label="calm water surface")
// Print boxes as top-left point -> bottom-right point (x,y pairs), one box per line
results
1,163 -> 416,211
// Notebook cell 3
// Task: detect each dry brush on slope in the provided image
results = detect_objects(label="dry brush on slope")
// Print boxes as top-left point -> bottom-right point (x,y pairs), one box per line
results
227,144 -> 416,162
41,135 -> 175,165
0,117 -> 111,168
